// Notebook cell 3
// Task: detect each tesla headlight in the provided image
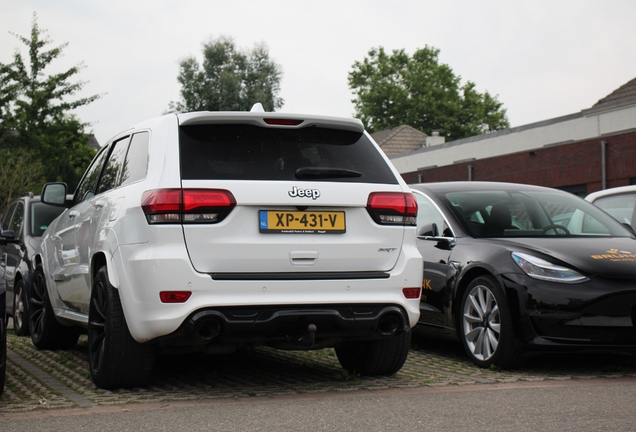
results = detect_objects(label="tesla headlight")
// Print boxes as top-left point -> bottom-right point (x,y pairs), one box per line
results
511,252 -> 588,284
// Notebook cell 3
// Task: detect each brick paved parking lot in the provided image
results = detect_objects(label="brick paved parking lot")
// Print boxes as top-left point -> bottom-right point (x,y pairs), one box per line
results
3,328 -> 636,414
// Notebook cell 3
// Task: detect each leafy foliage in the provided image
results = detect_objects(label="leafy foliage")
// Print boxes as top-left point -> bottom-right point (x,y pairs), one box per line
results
168,36 -> 283,112
0,13 -> 100,208
0,148 -> 45,209
348,46 -> 510,140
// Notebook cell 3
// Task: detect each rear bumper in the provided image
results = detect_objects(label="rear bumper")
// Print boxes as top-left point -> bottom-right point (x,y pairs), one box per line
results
155,303 -> 411,351
113,239 -> 422,344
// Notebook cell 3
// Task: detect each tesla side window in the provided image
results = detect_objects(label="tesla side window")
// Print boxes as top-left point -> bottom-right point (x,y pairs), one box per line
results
415,194 -> 453,237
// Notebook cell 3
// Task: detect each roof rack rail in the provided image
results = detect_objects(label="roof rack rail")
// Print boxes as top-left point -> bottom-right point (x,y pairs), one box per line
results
22,192 -> 34,198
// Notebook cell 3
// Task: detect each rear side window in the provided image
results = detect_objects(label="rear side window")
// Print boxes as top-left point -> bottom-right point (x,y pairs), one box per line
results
179,124 -> 398,184
120,132 -> 149,186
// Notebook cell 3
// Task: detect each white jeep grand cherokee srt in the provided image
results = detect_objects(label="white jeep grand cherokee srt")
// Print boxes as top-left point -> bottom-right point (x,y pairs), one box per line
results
31,108 -> 422,389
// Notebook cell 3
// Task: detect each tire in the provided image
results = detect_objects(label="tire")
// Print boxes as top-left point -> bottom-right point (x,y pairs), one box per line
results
335,331 -> 411,376
459,275 -> 519,368
29,265 -> 80,350
13,279 -> 29,336
88,266 -> 155,389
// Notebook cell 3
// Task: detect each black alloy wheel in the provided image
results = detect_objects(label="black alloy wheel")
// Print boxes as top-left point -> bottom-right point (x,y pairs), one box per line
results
88,266 -> 155,389
28,265 -> 80,350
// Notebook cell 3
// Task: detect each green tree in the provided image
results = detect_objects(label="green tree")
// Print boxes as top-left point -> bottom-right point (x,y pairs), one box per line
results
0,148 -> 45,210
169,36 -> 283,112
348,46 -> 509,140
0,13 -> 100,206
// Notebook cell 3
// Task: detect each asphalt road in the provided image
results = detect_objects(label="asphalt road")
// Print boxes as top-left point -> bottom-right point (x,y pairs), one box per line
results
2,323 -> 636,430
2,378 -> 636,431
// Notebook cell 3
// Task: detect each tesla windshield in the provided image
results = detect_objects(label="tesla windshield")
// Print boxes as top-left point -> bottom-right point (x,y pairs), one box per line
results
442,189 -> 633,238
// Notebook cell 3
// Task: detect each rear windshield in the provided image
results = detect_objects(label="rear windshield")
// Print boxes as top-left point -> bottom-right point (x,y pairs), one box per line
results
179,124 -> 398,184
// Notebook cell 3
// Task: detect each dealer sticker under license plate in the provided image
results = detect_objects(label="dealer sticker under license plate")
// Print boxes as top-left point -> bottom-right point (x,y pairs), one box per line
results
259,210 -> 346,234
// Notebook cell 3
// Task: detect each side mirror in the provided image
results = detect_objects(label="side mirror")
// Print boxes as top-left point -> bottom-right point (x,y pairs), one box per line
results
41,183 -> 68,206
417,222 -> 439,238
623,222 -> 636,236
0,230 -> 17,244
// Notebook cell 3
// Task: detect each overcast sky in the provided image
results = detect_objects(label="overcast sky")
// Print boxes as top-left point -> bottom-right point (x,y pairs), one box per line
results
2,0 -> 636,145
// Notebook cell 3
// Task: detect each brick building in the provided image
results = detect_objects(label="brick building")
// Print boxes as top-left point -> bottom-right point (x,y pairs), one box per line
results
386,77 -> 636,196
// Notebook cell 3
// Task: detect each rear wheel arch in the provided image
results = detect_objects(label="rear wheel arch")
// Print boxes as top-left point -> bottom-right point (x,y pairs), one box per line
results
91,253 -> 108,286
88,265 -> 155,389
90,252 -> 119,290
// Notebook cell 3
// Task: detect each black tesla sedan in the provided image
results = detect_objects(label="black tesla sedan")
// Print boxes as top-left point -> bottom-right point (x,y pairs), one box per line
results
411,181 -> 636,368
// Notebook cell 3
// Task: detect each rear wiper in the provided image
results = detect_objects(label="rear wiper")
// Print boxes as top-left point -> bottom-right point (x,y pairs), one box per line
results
295,167 -> 362,179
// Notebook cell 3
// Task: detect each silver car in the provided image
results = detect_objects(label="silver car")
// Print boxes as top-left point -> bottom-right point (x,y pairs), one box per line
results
586,185 -> 636,231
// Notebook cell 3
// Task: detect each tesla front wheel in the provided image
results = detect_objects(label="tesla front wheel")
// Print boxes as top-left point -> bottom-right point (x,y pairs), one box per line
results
459,275 -> 519,368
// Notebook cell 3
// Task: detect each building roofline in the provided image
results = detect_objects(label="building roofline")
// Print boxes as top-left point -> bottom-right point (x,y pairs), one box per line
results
389,111 -> 585,159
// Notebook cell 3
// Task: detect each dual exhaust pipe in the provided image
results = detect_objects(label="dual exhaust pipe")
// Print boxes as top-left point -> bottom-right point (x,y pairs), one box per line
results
191,313 -> 402,344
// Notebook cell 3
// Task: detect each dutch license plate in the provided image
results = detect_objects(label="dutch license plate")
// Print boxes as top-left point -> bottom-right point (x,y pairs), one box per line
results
259,210 -> 346,234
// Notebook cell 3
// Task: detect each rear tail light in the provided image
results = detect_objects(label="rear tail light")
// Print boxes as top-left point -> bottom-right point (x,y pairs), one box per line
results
160,291 -> 192,303
141,189 -> 236,224
402,287 -> 422,299
367,192 -> 418,226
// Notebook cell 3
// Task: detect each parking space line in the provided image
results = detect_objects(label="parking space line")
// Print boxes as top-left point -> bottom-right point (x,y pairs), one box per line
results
7,350 -> 95,408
